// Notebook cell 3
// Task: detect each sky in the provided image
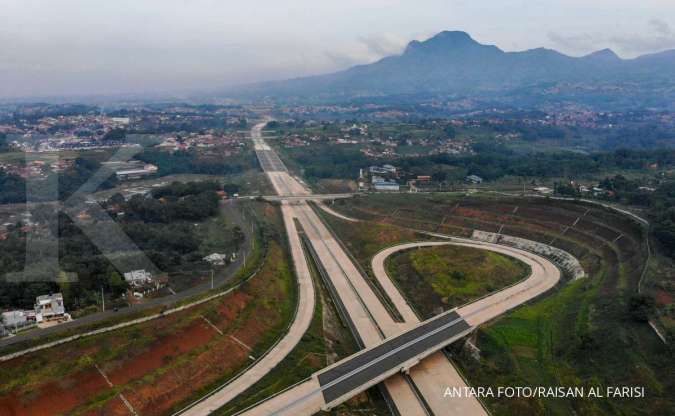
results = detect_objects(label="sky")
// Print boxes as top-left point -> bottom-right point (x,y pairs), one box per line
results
2,0 -> 675,99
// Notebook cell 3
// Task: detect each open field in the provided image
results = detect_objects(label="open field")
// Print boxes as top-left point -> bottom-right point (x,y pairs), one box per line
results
328,193 -> 673,416
0,202 -> 297,416
386,245 -> 530,318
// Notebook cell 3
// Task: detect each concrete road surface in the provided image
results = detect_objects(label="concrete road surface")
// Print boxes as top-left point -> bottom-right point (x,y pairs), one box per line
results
179,203 -> 316,415
224,121 -> 561,416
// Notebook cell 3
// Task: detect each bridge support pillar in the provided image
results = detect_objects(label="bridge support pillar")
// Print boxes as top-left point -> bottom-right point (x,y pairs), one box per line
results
401,359 -> 421,374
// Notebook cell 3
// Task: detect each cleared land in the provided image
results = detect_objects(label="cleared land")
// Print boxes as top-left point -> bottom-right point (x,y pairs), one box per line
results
328,193 -> 673,416
0,203 -> 297,416
387,244 -> 530,318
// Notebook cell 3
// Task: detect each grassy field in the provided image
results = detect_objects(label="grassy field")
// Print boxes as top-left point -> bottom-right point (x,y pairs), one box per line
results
386,245 -> 530,318
0,202 -> 299,416
328,193 -> 673,416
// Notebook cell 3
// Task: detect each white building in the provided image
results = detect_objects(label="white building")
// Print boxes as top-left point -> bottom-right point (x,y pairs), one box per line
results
116,164 -> 158,181
382,164 -> 397,173
123,269 -> 153,287
372,179 -> 400,191
533,186 -> 553,195
35,293 -> 66,322
203,253 -> 228,266
465,175 -> 483,184
2,310 -> 28,329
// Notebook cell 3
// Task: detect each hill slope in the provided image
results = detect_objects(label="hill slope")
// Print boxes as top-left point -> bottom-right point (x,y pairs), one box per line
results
229,31 -> 675,104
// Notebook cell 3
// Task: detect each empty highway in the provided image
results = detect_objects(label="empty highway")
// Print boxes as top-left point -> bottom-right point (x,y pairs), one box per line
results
203,120 -> 563,416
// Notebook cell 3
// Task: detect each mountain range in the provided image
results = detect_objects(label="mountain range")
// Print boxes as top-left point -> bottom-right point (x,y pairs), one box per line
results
229,31 -> 675,105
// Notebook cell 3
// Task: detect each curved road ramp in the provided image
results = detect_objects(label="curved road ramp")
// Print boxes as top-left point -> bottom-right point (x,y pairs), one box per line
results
472,230 -> 585,280
236,238 -> 562,416
215,121 -> 568,416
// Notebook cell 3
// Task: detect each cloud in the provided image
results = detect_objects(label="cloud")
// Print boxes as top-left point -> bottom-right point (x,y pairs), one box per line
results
548,19 -> 675,57
547,32 -> 602,54
356,33 -> 408,58
609,20 -> 675,55
324,31 -> 435,70
649,18 -> 671,37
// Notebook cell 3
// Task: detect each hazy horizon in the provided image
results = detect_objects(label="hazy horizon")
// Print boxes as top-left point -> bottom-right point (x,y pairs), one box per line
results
2,0 -> 675,100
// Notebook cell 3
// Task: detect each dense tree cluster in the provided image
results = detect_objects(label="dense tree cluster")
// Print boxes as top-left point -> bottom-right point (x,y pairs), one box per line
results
0,170 -> 26,204
101,128 -> 126,141
600,125 -> 675,150
285,144 -> 372,179
650,182 -> 675,259
135,149 -> 257,176
0,181 -> 240,311
0,133 -> 8,152
0,156 -> 118,204
120,181 -> 220,223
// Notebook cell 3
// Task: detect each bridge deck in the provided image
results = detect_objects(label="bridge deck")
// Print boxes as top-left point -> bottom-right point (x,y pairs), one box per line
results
317,310 -> 471,405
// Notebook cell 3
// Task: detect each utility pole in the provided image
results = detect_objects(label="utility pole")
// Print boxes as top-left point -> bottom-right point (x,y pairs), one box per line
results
101,287 -> 105,312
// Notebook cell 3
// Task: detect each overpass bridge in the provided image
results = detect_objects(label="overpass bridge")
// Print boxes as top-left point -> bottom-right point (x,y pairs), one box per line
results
253,193 -> 356,202
238,309 -> 473,415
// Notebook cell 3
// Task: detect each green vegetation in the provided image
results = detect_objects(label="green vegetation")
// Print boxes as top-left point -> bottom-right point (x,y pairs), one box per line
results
267,119 -> 675,185
0,202 -> 299,416
218,209 -> 391,416
0,181 -> 245,312
332,193 -> 673,416
387,245 -> 530,318
217,256 -> 327,415
0,155 -> 118,204
455,276 -> 672,416
0,133 -> 7,152
0,169 -> 25,203
135,147 -> 257,176
0,202 -> 267,357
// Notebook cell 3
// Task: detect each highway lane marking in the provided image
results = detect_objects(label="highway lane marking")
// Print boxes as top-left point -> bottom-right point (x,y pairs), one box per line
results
168,287 -> 177,295
199,315 -> 223,336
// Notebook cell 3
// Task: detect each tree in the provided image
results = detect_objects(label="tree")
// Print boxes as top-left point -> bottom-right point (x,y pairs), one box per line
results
628,294 -> 656,322
232,226 -> 246,251
555,182 -> 578,197
108,193 -> 126,207
0,133 -> 8,152
102,128 -> 126,141
107,268 -> 127,296
444,125 -> 456,139
432,171 -> 447,182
